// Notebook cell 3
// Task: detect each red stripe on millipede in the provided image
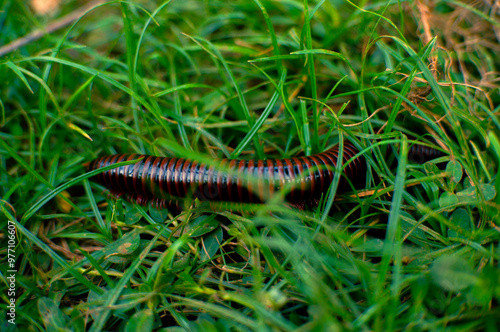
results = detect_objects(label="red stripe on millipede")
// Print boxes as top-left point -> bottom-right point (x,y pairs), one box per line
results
158,158 -> 170,199
148,157 -> 160,198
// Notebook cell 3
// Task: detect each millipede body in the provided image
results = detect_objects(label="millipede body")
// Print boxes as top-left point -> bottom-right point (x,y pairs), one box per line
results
85,142 -> 365,207
86,140 -> 446,208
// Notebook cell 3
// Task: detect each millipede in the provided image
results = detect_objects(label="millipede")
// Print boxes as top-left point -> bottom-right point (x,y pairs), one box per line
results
407,142 -> 446,164
85,140 -> 445,209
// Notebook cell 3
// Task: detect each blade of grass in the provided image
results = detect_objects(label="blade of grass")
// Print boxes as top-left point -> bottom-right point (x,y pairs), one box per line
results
300,99 -> 311,156
291,49 -> 355,74
5,60 -> 34,93
249,64 -> 305,150
0,136 -> 84,217
10,218 -> 104,295
83,178 -> 106,234
488,131 -> 500,206
120,2 -> 144,152
21,156 -> 143,223
252,0 -> 283,74
22,56 -> 175,140
182,34 -> 264,158
169,54 -> 191,150
302,0 -> 319,151
231,71 -> 285,158
373,134 -> 407,329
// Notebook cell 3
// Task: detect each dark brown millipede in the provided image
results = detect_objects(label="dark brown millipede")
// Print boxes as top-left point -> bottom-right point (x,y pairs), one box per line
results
85,141 -> 445,208
86,142 -> 364,207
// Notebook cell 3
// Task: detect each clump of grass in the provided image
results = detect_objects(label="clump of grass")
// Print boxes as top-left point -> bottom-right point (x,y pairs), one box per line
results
1,0 -> 499,330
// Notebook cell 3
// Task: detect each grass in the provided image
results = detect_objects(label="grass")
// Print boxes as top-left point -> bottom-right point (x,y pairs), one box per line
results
1,0 -> 499,330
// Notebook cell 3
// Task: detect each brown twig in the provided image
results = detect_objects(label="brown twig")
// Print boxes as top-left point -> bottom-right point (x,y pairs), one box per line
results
0,0 -> 105,57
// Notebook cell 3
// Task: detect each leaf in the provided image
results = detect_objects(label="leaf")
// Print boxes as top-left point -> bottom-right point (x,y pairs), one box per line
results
37,297 -> 72,332
171,252 -> 192,271
116,232 -> 141,255
200,227 -> 223,261
439,191 -> 458,210
149,206 -> 170,223
125,308 -> 154,332
174,215 -> 219,238
447,208 -> 471,238
456,184 -> 496,202
69,309 -> 86,332
431,255 -> 477,292
446,160 -> 462,189
124,203 -> 142,225
108,231 -> 141,263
